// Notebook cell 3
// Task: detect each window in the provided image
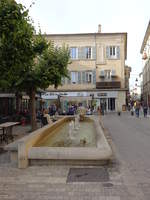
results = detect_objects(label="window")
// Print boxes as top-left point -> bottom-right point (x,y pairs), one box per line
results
105,70 -> 111,80
109,46 -> 117,58
85,47 -> 92,59
71,72 -> 78,84
86,72 -> 93,83
106,46 -> 120,59
70,47 -> 78,59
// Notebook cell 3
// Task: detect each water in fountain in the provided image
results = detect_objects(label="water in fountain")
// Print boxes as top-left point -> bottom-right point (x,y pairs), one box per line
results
74,114 -> 80,130
68,120 -> 75,140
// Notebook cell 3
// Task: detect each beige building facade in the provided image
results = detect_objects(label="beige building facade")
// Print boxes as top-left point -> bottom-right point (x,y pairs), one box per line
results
42,26 -> 127,112
125,65 -> 131,104
140,21 -> 150,106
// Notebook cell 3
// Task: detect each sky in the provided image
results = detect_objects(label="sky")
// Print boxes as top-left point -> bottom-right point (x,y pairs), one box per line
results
17,0 -> 150,89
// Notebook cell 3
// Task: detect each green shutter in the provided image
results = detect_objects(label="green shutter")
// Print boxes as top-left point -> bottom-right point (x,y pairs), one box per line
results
82,71 -> 86,83
85,72 -> 88,83
93,70 -> 96,84
92,46 -> 96,59
67,71 -> 71,84
61,77 -> 65,85
78,72 -> 81,84
78,47 -> 86,59
117,46 -> 120,59
106,46 -> 110,58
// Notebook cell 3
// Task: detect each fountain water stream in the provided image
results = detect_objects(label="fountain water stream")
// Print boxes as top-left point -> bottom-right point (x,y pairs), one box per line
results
68,115 -> 80,142
68,120 -> 75,140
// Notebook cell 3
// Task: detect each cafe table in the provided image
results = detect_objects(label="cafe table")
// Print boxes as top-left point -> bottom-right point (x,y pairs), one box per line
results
0,122 -> 20,143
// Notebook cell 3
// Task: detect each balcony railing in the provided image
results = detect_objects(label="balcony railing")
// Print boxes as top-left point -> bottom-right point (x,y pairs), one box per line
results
96,81 -> 121,89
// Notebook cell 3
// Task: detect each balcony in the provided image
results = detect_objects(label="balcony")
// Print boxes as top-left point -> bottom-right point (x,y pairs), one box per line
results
96,81 -> 121,89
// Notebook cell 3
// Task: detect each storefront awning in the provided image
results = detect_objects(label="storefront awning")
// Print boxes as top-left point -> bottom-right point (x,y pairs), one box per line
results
60,96 -> 92,101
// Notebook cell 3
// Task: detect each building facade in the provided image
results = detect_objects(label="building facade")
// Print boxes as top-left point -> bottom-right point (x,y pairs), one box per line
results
42,25 -> 127,112
124,65 -> 131,105
140,21 -> 150,106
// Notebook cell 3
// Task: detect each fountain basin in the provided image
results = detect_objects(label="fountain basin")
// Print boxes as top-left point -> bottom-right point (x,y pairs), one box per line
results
5,116 -> 112,168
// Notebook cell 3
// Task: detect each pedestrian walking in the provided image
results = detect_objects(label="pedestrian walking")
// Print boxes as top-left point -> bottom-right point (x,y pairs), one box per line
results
135,101 -> 140,118
143,103 -> 148,117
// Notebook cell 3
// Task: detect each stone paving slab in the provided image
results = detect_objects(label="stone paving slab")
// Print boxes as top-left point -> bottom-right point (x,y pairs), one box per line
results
0,114 -> 150,200
67,167 -> 109,182
0,155 -> 145,200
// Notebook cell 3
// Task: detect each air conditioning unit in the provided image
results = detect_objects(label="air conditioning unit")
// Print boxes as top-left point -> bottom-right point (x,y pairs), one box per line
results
111,69 -> 117,77
99,70 -> 105,78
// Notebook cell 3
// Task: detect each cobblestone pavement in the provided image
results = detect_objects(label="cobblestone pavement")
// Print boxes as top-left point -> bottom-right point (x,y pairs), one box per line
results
102,111 -> 150,200
0,113 -> 149,200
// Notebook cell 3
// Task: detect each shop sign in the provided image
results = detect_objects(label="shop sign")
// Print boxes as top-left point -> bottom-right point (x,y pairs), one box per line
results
97,93 -> 107,97
94,91 -> 118,98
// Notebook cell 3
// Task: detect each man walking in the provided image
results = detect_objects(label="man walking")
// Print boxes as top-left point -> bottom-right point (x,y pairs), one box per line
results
143,103 -> 148,117
135,101 -> 140,118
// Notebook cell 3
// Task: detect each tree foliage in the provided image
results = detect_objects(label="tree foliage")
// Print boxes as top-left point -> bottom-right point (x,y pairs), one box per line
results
0,0 -> 35,90
37,42 -> 70,89
0,0 -> 70,130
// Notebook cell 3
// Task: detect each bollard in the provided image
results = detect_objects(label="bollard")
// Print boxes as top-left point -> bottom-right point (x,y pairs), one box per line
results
118,111 -> 121,116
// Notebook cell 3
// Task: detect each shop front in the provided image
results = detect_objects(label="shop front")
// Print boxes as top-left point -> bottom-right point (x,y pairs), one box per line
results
42,92 -> 92,112
42,90 -> 126,113
93,91 -> 118,112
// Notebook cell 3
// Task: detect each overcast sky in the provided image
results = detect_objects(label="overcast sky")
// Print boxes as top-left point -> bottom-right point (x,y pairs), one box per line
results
17,0 -> 150,88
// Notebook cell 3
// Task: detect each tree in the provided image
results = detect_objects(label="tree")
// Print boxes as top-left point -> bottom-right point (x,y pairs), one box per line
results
0,0 -> 70,131
0,0 -> 35,113
27,42 -> 70,130
0,0 -> 35,88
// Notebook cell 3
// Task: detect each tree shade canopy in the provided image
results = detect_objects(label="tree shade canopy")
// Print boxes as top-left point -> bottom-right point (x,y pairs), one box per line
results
0,0 -> 70,130
0,0 -> 35,90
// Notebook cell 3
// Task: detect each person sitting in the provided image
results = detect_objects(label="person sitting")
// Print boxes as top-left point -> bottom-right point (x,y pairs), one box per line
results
41,109 -> 52,126
86,106 -> 91,115
78,104 -> 86,121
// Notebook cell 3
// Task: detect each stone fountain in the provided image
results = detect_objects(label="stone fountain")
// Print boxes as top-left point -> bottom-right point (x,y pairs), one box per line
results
5,116 -> 112,168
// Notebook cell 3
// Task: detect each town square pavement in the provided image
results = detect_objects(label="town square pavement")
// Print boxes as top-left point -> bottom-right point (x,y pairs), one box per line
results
0,112 -> 150,200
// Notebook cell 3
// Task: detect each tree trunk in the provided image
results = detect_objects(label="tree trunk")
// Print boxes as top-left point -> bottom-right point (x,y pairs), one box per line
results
29,89 -> 37,131
16,92 -> 22,114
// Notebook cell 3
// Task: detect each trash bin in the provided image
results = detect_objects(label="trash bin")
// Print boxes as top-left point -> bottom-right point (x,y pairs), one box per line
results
131,110 -> 134,116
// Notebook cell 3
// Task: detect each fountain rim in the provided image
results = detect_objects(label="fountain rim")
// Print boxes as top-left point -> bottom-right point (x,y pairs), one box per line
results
5,116 -> 112,168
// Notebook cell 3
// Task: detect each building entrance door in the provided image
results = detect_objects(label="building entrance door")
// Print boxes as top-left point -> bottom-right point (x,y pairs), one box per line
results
108,98 -> 115,111
100,98 -> 107,114
95,98 -> 116,113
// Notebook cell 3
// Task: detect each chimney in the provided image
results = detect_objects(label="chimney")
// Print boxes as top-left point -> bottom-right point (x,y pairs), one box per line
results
98,24 -> 101,33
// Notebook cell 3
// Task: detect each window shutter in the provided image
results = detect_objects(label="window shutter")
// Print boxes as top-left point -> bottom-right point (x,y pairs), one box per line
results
93,70 -> 96,84
106,46 -> 110,58
78,72 -> 81,84
78,47 -> 85,59
82,71 -> 86,83
61,77 -> 65,85
92,46 -> 96,59
67,71 -> 71,84
84,47 -> 87,59
85,72 -> 89,83
117,46 -> 120,59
